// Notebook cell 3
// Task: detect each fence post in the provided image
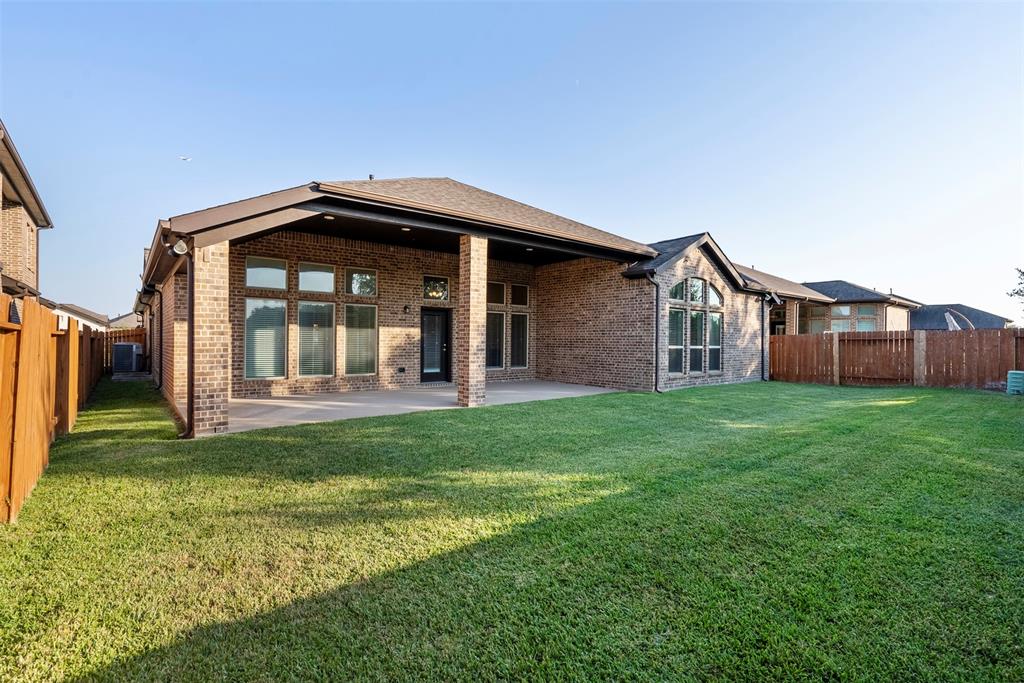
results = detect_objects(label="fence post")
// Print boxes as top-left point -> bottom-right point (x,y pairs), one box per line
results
832,334 -> 840,385
913,330 -> 926,387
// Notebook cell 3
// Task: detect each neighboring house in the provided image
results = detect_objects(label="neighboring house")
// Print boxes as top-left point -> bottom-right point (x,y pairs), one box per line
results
41,299 -> 110,331
134,177 -> 778,435
108,311 -> 142,329
800,280 -> 921,332
910,304 -> 1012,331
1,119 -> 53,298
734,265 -> 834,336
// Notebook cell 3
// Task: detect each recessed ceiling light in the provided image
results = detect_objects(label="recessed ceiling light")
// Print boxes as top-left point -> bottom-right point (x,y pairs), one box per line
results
401,227 -> 411,232
323,215 -> 335,221
525,247 -> 534,252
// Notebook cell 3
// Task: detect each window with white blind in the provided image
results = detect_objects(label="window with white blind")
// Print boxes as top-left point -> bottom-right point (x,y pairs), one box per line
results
345,304 -> 377,374
510,314 -> 528,367
245,298 -> 286,379
486,312 -> 504,368
708,312 -> 722,372
668,308 -> 685,373
856,319 -> 876,332
831,319 -> 851,332
689,310 -> 705,372
246,257 -> 287,289
298,302 -> 334,376
299,263 -> 335,293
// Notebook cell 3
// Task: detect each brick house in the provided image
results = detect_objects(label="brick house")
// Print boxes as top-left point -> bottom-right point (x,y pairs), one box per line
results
134,178 -> 776,436
1,119 -> 53,299
797,280 -> 921,333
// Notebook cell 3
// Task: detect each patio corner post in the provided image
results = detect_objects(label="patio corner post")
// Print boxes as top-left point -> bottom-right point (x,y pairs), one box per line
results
191,241 -> 231,434
457,234 -> 487,407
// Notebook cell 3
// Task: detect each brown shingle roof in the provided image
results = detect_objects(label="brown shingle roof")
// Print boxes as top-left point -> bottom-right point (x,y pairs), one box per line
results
317,177 -> 656,257
735,265 -> 834,303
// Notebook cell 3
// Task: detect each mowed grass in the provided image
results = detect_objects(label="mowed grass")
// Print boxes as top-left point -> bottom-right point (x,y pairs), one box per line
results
1,380 -> 1022,681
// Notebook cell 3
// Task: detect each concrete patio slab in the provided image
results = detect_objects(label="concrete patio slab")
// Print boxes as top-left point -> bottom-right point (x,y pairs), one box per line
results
226,380 -> 614,433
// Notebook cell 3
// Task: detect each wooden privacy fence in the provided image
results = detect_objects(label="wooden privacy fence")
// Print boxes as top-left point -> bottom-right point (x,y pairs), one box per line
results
1,294 -> 105,523
102,327 -> 146,371
770,329 -> 1024,390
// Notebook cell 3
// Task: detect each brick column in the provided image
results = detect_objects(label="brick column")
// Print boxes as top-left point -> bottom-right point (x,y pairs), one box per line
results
192,241 -> 230,434
457,235 -> 487,407
785,300 -> 799,335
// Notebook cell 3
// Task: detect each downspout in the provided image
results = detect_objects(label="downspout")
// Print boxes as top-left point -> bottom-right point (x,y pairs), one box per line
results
183,250 -> 195,438
645,273 -> 664,393
761,293 -> 771,381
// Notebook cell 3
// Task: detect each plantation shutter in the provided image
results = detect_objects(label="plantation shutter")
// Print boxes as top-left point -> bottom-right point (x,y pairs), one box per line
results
245,299 -> 286,378
345,304 -> 377,374
510,314 -> 528,367
299,302 -> 334,376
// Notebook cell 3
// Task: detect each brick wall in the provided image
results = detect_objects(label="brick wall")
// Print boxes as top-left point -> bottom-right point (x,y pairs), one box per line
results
457,235 -> 487,407
654,247 -> 767,389
158,270 -> 188,412
229,231 -> 537,398
193,243 -> 231,434
798,302 -> 909,333
535,257 -> 655,391
0,197 -> 37,290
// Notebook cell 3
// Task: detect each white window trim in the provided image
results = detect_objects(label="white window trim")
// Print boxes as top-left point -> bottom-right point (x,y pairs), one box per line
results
244,296 -> 288,380
487,281 -> 506,306
486,310 -> 505,369
510,283 -> 530,307
345,267 -> 379,297
344,303 -> 379,376
668,307 -> 686,375
245,256 -> 288,290
708,311 -> 723,374
510,313 -> 529,368
298,262 -> 336,294
297,300 -> 336,377
422,274 -> 450,302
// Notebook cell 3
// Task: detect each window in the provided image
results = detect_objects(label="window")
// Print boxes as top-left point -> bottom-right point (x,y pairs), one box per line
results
510,314 -> 528,367
299,263 -> 334,293
708,284 -> 723,307
423,275 -> 449,301
246,257 -> 286,290
808,305 -> 829,317
856,319 -> 876,332
689,278 -> 705,304
858,304 -> 876,316
345,268 -> 377,296
510,284 -> 529,306
708,312 -> 722,371
668,282 -> 686,300
487,282 -> 505,305
831,305 -> 851,317
689,311 -> 704,372
486,312 -> 504,368
668,309 -> 685,373
245,298 -> 286,378
808,319 -> 828,334
831,319 -> 851,332
298,302 -> 334,376
345,304 -> 377,374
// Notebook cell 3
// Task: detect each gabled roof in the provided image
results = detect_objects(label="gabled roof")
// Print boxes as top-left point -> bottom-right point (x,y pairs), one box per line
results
317,178 -> 656,257
109,311 -> 142,329
910,304 -> 1012,331
802,280 -> 921,307
0,119 -> 53,229
734,265 -> 833,303
622,232 -> 756,294
45,302 -> 110,328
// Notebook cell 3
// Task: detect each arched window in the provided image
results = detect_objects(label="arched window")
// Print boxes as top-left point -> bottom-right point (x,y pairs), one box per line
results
708,284 -> 723,307
669,281 -> 686,300
689,278 -> 705,304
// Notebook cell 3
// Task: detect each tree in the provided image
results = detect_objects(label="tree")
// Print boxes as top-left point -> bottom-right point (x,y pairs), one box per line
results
1010,268 -> 1024,315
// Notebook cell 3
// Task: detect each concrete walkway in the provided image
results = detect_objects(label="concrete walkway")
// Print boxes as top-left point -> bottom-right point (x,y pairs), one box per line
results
226,380 -> 614,433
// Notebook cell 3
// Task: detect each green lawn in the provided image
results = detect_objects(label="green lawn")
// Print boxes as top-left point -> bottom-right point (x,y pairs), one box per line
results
1,380 -> 1022,681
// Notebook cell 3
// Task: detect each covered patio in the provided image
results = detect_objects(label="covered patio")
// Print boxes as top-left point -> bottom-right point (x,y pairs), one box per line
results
225,380 -> 613,433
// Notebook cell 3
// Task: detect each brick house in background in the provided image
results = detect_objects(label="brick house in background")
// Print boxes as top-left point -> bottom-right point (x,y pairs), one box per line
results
134,178 -> 779,436
798,281 -> 921,332
1,119 -> 53,299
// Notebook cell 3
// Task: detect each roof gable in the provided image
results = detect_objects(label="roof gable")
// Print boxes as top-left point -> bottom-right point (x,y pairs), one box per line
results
802,280 -> 921,307
734,265 -> 833,303
622,232 -> 752,293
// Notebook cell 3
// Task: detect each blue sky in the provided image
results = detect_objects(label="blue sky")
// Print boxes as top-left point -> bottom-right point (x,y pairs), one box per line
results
2,1 -> 1021,321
